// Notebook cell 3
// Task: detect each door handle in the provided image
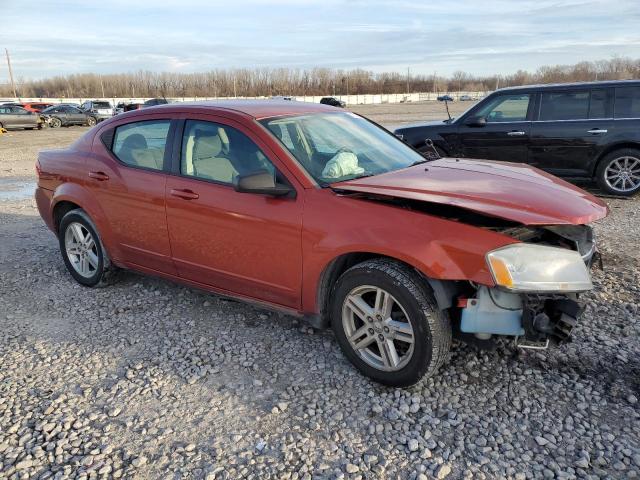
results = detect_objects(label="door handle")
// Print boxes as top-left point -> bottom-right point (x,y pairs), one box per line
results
587,128 -> 608,134
170,189 -> 199,200
88,171 -> 109,181
507,131 -> 526,136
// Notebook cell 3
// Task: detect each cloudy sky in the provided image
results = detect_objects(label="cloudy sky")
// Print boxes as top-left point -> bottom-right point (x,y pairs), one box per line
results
1,0 -> 639,81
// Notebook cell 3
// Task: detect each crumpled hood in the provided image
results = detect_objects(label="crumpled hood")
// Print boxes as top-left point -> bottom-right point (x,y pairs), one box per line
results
333,158 -> 609,225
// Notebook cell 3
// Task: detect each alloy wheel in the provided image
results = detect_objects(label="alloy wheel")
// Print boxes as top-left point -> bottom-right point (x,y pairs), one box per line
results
604,156 -> 640,193
341,285 -> 415,372
64,222 -> 99,278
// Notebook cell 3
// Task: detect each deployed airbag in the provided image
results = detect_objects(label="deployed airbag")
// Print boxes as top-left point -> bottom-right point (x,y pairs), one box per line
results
322,151 -> 364,179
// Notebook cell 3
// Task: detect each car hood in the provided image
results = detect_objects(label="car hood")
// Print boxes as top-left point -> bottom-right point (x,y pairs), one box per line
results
332,158 -> 609,225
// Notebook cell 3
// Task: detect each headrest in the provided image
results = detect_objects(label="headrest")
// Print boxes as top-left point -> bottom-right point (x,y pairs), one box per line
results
121,133 -> 147,150
193,129 -> 222,158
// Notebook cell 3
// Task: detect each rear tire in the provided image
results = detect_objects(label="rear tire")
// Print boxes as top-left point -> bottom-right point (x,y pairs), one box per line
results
87,116 -> 97,127
596,148 -> 640,196
58,209 -> 118,287
331,259 -> 451,387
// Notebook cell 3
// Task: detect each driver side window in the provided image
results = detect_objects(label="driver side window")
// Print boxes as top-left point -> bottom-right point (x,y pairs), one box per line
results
476,94 -> 531,123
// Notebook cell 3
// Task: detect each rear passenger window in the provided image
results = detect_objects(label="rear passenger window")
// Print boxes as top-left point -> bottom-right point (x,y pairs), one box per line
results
615,87 -> 640,118
539,91 -> 589,120
112,120 -> 170,170
181,120 -> 275,184
589,89 -> 608,118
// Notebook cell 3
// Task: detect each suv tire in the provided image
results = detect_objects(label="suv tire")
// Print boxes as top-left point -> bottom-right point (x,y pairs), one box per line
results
58,209 -> 118,287
596,148 -> 640,196
331,259 -> 451,387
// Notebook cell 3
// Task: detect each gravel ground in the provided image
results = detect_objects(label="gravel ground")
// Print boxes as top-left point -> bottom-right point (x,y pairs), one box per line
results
1,114 -> 639,480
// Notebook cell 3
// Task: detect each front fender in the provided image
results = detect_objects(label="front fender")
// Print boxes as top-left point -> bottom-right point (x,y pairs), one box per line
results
301,189 -> 518,314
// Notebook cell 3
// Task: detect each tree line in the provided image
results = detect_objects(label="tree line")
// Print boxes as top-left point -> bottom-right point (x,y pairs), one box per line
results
2,57 -> 639,99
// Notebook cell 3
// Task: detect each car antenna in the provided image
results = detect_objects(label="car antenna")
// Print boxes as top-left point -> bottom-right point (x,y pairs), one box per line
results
444,98 -> 452,121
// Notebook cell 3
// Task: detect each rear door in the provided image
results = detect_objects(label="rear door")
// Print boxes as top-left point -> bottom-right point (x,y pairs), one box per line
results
87,116 -> 177,274
165,115 -> 304,308
457,93 -> 533,162
67,106 -> 87,124
529,88 -> 613,176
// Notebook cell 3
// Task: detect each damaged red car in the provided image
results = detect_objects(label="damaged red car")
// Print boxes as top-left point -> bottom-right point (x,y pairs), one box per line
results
35,101 -> 608,386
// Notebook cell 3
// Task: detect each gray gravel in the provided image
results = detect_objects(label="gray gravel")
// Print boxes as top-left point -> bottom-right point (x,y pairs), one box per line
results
1,126 -> 639,479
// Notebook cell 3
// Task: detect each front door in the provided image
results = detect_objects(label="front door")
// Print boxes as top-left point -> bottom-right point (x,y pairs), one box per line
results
457,93 -> 533,163
165,116 -> 304,309
529,88 -> 613,176
88,117 -> 177,274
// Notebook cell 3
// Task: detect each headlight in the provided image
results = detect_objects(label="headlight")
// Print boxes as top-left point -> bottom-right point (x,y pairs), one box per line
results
486,243 -> 593,292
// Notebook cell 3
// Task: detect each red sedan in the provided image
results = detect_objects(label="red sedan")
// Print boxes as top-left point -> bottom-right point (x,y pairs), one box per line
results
35,101 -> 608,386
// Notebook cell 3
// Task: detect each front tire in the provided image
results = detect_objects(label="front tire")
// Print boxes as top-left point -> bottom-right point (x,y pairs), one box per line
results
58,209 -> 117,287
596,148 -> 640,196
331,259 -> 451,387
49,117 -> 62,128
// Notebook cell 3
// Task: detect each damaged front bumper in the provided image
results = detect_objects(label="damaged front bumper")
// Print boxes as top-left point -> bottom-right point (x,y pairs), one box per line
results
459,286 -> 585,349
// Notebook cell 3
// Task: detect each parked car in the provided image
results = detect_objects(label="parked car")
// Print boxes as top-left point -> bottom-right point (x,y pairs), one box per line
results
320,97 -> 346,108
459,95 -> 476,101
35,100 -> 607,386
115,102 -> 143,115
142,98 -> 175,108
395,80 -> 640,196
22,102 -> 53,112
79,100 -> 114,122
0,105 -> 42,130
437,95 -> 454,102
40,105 -> 97,127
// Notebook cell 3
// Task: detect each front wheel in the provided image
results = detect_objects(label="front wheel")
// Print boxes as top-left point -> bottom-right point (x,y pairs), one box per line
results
596,148 -> 640,196
58,209 -> 117,287
331,259 -> 451,387
49,117 -> 62,128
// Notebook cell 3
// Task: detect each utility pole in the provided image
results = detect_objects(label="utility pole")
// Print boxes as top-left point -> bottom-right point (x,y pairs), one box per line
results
100,76 -> 105,98
5,49 -> 18,98
233,75 -> 237,97
406,67 -> 410,95
433,71 -> 437,94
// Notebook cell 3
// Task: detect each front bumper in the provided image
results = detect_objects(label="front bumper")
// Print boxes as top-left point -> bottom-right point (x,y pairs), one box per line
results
460,286 -> 583,345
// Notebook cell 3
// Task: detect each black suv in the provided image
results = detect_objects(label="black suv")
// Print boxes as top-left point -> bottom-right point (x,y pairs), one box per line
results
395,80 -> 640,196
320,97 -> 346,108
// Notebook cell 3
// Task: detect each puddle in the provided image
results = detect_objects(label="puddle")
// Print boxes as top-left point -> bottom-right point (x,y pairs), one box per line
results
0,177 -> 36,201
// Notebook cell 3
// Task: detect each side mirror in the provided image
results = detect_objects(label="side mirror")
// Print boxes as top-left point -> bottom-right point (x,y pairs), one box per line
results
234,169 -> 294,197
464,115 -> 487,127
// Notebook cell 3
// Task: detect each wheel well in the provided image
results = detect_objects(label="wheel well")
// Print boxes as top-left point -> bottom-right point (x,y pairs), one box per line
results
315,253 -> 460,329
593,142 -> 640,176
52,201 -> 81,232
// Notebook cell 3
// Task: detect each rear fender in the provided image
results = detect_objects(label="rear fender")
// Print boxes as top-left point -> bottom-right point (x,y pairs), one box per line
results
51,183 -> 123,264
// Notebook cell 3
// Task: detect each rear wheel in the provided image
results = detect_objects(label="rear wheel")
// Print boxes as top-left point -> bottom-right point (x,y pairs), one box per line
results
596,148 -> 640,196
58,209 -> 118,287
331,259 -> 451,387
49,117 -> 62,128
87,116 -> 97,127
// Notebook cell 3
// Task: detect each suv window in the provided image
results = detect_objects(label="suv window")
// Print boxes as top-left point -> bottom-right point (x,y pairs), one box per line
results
181,120 -> 275,185
112,120 -> 171,170
475,94 -> 531,122
615,86 -> 640,118
539,91 -> 589,121
588,89 -> 608,119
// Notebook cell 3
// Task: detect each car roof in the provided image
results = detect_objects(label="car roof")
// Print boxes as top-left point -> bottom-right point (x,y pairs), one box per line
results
497,79 -> 640,93
143,99 -> 338,119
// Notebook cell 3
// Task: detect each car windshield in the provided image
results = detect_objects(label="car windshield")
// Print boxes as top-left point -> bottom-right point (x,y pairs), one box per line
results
260,112 -> 426,185
93,102 -> 111,109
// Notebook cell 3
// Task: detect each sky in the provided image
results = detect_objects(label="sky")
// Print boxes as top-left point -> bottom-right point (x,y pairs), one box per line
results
1,0 -> 639,82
